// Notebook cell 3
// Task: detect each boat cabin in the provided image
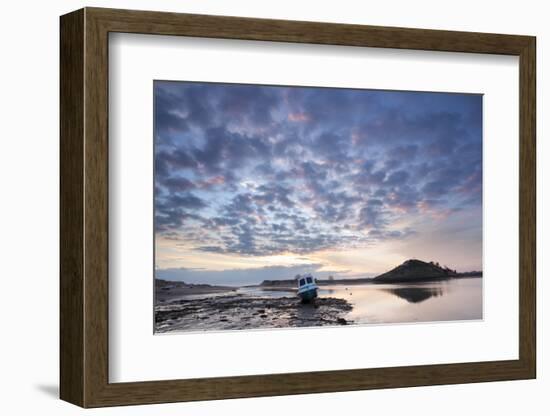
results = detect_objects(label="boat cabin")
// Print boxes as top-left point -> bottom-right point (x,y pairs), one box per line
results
298,275 -> 315,288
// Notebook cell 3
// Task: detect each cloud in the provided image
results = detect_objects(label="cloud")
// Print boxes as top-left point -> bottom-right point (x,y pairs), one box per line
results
385,170 -> 409,186
160,176 -> 195,192
288,112 -> 310,122
154,81 -> 482,260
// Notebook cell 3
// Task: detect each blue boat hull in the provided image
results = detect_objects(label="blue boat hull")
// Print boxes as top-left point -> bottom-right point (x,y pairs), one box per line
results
299,287 -> 318,303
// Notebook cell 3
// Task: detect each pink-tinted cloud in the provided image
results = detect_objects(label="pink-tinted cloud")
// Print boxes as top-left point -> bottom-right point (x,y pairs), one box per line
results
288,112 -> 310,122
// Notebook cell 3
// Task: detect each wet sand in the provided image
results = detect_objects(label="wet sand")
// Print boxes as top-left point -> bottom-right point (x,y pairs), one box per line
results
155,280 -> 237,304
155,294 -> 353,333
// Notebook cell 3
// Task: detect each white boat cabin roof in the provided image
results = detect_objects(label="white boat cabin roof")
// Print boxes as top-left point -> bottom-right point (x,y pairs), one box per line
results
297,274 -> 316,287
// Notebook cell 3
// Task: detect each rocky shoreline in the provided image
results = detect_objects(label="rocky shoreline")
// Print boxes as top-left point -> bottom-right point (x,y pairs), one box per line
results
155,294 -> 353,333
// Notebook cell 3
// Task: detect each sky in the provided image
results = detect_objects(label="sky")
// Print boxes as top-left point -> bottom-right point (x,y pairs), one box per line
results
154,81 -> 482,286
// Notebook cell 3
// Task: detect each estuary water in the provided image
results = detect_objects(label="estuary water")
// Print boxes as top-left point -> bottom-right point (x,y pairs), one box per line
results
244,277 -> 483,325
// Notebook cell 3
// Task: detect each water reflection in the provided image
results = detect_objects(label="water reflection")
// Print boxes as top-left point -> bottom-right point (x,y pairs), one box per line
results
383,286 -> 444,303
318,277 -> 482,324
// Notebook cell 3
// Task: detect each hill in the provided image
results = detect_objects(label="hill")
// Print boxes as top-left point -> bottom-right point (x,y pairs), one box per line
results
373,259 -> 457,283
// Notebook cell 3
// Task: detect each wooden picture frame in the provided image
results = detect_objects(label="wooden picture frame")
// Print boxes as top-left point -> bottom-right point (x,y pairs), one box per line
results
60,7 -> 536,408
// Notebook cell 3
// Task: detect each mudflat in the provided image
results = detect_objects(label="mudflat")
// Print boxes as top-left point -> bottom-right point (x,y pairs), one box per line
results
155,294 -> 353,333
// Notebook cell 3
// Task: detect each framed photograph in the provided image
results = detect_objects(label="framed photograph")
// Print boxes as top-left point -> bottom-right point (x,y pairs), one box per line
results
60,7 -> 536,407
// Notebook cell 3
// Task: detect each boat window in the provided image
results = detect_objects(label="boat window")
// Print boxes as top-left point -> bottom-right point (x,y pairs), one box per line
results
306,277 -> 313,284
299,278 -> 306,287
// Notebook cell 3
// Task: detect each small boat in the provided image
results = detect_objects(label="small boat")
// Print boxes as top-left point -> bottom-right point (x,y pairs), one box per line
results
297,273 -> 318,303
